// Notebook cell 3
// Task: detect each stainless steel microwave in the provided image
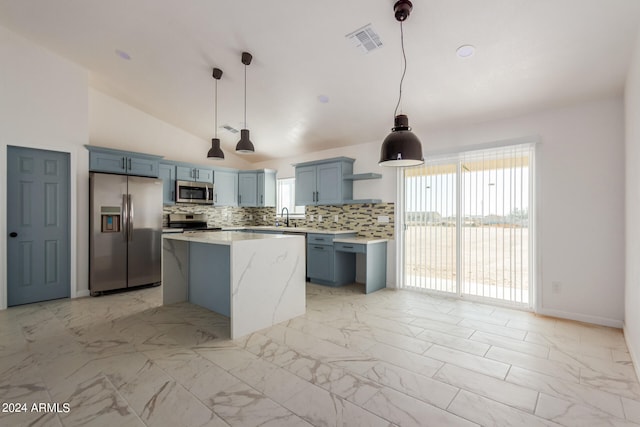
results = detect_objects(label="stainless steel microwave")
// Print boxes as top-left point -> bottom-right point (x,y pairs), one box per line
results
175,180 -> 214,205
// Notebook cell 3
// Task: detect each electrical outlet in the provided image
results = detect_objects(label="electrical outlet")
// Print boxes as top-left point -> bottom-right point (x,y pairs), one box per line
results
378,215 -> 390,223
318,215 -> 323,222
309,215 -> 314,221
552,281 -> 562,294
249,214 -> 253,220
263,215 -> 266,221
334,215 -> 339,222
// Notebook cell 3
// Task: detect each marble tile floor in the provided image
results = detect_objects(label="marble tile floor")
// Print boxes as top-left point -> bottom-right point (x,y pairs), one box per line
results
1,284 -> 639,427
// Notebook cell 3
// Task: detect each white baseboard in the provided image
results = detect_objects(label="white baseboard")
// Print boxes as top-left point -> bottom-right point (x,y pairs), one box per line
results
537,307 -> 623,328
623,323 -> 640,383
74,290 -> 90,298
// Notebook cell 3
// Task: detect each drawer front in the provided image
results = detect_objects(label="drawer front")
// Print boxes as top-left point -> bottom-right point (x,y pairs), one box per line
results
334,242 -> 365,254
307,233 -> 333,244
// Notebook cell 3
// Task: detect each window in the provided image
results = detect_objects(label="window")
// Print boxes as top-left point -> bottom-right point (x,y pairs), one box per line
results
277,178 -> 305,217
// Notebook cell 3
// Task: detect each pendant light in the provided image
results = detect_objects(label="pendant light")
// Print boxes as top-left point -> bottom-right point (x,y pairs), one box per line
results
207,67 -> 225,159
236,51 -> 255,154
379,0 -> 424,167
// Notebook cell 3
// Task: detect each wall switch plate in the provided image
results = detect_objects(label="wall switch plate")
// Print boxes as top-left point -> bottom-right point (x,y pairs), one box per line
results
318,215 -> 323,222
334,215 -> 339,222
309,215 -> 314,221
378,215 -> 390,223
263,215 -> 266,221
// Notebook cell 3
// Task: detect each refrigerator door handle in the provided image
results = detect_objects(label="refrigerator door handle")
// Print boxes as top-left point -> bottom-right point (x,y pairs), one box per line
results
122,194 -> 129,242
128,194 -> 134,241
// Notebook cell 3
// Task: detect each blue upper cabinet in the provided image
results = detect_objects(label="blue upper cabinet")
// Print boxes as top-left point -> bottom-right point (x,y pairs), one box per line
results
238,171 -> 258,207
257,170 -> 276,207
159,162 -> 176,205
213,169 -> 238,206
87,146 -> 162,177
293,158 -> 354,206
295,165 -> 316,206
176,165 -> 213,183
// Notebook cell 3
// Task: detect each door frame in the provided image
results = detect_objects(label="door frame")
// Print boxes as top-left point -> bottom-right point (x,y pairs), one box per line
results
0,142 -> 78,310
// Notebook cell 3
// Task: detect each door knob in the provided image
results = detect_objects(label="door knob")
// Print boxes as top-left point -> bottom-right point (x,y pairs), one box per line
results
9,232 -> 17,238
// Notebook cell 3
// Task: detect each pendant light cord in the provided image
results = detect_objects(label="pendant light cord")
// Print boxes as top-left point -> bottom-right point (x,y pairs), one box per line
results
244,63 -> 247,128
214,79 -> 218,138
393,20 -> 407,118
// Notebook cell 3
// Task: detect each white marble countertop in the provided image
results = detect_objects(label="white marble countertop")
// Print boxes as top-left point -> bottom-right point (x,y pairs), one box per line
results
333,237 -> 388,245
162,230 -> 299,246
222,226 -> 358,235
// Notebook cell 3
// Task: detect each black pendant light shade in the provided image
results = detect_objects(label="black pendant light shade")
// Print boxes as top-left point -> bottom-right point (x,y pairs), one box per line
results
236,52 -> 255,154
379,0 -> 424,167
207,138 -> 225,159
208,67 -> 225,160
235,129 -> 254,153
379,114 -> 423,166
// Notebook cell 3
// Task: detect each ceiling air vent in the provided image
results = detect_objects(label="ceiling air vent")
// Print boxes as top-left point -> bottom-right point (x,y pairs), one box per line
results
346,24 -> 383,54
221,124 -> 239,134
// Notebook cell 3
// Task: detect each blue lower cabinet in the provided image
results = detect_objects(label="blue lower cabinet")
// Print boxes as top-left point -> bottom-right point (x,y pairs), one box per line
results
306,233 -> 357,286
307,244 -> 334,283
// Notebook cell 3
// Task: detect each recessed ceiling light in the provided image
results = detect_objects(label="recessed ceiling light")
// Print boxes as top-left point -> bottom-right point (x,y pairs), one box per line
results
456,45 -> 475,58
317,95 -> 330,104
115,49 -> 131,60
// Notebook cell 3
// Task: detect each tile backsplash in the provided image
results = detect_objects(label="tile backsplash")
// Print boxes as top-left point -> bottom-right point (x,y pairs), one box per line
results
164,203 -> 394,239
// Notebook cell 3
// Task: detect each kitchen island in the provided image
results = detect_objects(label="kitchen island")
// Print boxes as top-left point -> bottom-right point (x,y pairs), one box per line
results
162,231 -> 306,339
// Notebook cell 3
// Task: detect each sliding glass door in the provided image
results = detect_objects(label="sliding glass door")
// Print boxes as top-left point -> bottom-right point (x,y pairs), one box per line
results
402,143 -> 534,307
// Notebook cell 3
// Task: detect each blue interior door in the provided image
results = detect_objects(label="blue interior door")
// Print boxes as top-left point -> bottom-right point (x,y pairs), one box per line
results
7,146 -> 70,306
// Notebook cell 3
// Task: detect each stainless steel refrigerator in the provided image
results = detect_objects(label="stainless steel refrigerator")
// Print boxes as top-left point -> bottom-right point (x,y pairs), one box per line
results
89,172 -> 163,294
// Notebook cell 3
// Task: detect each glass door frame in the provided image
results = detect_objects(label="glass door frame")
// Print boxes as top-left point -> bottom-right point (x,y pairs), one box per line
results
396,138 -> 538,311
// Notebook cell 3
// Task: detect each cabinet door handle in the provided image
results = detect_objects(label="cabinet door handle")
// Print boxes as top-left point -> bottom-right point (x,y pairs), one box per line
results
314,246 -> 325,250
172,190 -> 175,201
261,195 -> 263,204
128,158 -> 131,171
316,191 -> 319,201
312,191 -> 316,202
122,157 -> 126,170
316,238 -> 325,241
342,245 -> 353,248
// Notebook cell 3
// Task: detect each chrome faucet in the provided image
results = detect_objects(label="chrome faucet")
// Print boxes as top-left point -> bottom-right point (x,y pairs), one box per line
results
281,207 -> 289,227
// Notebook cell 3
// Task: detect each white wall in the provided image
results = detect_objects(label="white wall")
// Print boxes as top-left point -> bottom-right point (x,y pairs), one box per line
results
425,97 -> 625,326
89,88 -> 253,170
0,25 -> 90,307
257,96 -> 626,327
625,29 -> 640,372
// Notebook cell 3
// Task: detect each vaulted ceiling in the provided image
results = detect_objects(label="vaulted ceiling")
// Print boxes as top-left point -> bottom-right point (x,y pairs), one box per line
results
1,0 -> 639,162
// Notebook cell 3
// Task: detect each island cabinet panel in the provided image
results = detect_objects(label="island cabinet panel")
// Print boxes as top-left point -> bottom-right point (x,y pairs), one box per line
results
159,162 -> 176,205
213,170 -> 238,206
162,231 -> 306,339
88,147 -> 160,177
189,243 -> 230,316
238,172 -> 258,206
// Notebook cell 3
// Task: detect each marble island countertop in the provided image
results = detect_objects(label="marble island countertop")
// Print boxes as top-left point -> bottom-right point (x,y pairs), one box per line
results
162,230 -> 299,245
221,226 -> 358,235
